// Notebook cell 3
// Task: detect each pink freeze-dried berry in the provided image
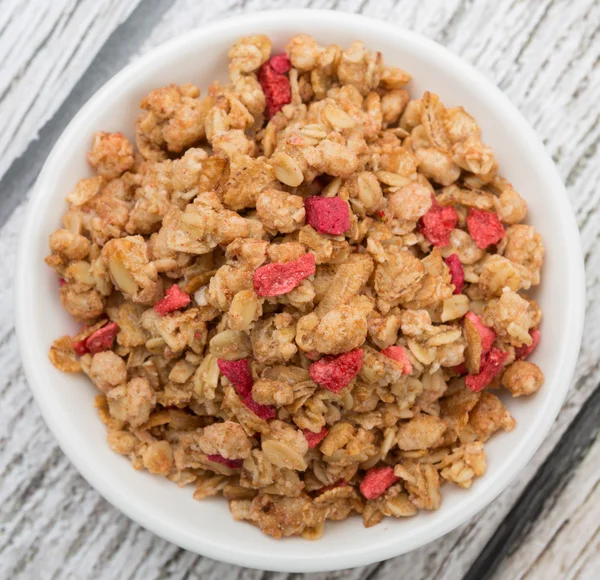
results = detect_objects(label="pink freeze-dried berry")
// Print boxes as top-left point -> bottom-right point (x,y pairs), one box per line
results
445,253 -> 464,295
242,394 -> 277,420
258,56 -> 292,119
304,196 -> 351,235
268,53 -> 292,74
85,322 -> 119,355
381,346 -> 413,375
206,454 -> 243,469
253,253 -> 316,297
217,358 -> 253,398
465,311 -> 496,354
72,339 -> 89,356
467,208 -> 505,249
418,196 -> 458,247
515,328 -> 541,360
359,466 -> 399,500
58,278 -> 67,287
465,347 -> 509,392
309,349 -> 364,393
451,363 -> 468,376
303,427 -> 329,449
153,284 -> 191,316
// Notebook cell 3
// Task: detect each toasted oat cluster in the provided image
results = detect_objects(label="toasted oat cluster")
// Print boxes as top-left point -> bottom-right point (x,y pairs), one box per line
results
46,33 -> 545,539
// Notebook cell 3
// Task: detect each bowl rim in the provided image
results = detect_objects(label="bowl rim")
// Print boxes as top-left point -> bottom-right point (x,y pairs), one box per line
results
15,8 -> 585,572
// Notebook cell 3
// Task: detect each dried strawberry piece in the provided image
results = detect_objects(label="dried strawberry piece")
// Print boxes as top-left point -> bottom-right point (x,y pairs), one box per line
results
268,54 -> 292,74
445,254 -> 464,295
242,394 -> 277,420
153,285 -> 191,316
217,358 -> 253,398
304,196 -> 351,235
58,278 -> 67,287
515,329 -> 541,360
465,347 -> 509,392
72,339 -> 89,356
309,349 -> 364,393
258,55 -> 292,119
465,312 -> 496,354
451,363 -> 468,376
303,427 -> 329,449
206,454 -> 243,469
85,322 -> 119,355
253,253 -> 316,297
418,196 -> 458,247
381,346 -> 413,375
318,479 -> 347,494
359,466 -> 399,500
467,208 -> 505,249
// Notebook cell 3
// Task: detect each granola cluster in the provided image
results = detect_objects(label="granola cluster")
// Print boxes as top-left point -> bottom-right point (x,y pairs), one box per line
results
46,33 -> 545,539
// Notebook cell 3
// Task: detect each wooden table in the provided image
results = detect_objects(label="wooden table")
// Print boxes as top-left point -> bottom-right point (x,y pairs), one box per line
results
1,0 -> 598,578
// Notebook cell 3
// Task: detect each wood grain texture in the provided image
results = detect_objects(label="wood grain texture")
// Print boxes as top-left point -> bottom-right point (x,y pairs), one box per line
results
0,0 -> 176,227
495,416 -> 600,580
465,381 -> 600,580
0,0 -> 598,579
0,0 -> 141,179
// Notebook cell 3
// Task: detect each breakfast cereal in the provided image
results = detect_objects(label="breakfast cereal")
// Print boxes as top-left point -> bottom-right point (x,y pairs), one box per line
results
46,33 -> 545,539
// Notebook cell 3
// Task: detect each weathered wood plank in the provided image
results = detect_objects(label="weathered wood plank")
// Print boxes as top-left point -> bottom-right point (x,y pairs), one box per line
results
0,0 -> 176,226
464,383 -> 600,580
0,0 -> 598,579
495,411 -> 600,580
0,0 -> 141,180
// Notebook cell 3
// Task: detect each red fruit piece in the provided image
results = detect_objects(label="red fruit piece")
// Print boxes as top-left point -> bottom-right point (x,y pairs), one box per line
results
268,54 -> 292,74
418,196 -> 458,247
381,346 -> 413,375
253,253 -> 316,297
154,285 -> 191,316
303,427 -> 329,449
72,339 -> 89,356
304,196 -> 351,235
85,322 -> 119,355
217,359 -> 253,398
515,328 -> 541,360
258,55 -> 292,119
445,254 -> 464,295
465,312 -> 496,354
58,278 -> 67,287
465,347 -> 509,392
452,363 -> 468,376
242,394 -> 277,420
359,466 -> 399,500
309,349 -> 364,393
467,208 -> 505,249
206,454 -> 243,469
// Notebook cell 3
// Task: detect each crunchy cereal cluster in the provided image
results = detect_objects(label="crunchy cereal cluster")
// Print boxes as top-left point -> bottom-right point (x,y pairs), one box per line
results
46,33 -> 545,539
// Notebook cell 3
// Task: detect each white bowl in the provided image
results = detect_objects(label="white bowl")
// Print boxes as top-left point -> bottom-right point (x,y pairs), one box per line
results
15,9 -> 585,573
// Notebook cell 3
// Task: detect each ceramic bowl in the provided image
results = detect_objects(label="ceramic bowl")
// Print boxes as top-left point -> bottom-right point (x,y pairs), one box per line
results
15,9 -> 585,572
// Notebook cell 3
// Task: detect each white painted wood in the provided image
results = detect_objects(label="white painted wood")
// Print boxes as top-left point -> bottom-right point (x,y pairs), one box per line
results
0,0 -> 599,578
495,433 -> 600,580
0,0 -> 142,181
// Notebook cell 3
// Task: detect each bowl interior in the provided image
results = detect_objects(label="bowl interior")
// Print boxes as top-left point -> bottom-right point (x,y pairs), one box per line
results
15,10 -> 584,573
